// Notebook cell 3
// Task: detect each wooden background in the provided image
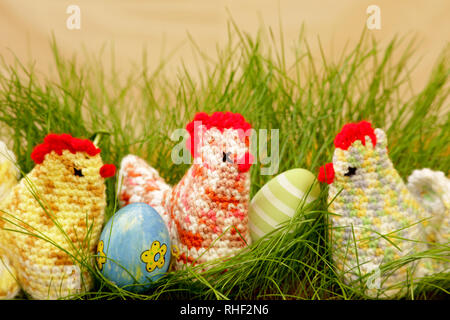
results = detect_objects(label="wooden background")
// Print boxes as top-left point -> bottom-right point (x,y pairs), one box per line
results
1,0 -> 449,94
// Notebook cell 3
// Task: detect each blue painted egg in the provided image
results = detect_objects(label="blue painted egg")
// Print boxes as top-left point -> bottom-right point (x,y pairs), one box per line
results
96,203 -> 171,293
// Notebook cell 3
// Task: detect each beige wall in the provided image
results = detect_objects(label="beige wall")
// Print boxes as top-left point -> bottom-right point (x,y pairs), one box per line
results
1,0 -> 449,93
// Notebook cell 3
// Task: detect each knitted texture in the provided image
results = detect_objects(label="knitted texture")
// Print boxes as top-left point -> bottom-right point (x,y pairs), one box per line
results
319,122 -> 429,298
0,141 -> 19,202
0,256 -> 19,299
406,168 -> 450,277
118,112 -> 253,269
407,168 -> 450,244
0,134 -> 113,299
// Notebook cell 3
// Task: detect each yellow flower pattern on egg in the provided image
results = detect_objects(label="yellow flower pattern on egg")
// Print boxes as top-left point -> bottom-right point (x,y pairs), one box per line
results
96,240 -> 107,271
141,241 -> 167,273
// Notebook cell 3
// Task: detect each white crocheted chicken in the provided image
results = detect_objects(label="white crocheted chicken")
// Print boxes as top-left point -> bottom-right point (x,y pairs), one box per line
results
0,134 -> 116,299
318,121 -> 449,298
118,111 -> 254,270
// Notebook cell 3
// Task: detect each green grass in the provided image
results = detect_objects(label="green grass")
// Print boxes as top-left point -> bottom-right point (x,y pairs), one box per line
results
0,21 -> 448,300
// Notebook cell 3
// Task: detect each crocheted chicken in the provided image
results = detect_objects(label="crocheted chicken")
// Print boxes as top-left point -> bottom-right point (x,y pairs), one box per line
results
407,168 -> 450,245
318,121 -> 449,298
0,141 -> 19,203
407,168 -> 450,279
0,134 -> 116,299
118,111 -> 253,269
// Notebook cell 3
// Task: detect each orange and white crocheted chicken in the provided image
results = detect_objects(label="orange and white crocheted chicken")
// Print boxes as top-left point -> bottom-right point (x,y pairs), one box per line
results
0,134 -> 115,299
118,112 -> 253,269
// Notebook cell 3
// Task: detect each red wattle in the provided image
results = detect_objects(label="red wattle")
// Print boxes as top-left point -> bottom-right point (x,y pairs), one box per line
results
318,162 -> 335,184
237,152 -> 254,173
100,164 -> 116,178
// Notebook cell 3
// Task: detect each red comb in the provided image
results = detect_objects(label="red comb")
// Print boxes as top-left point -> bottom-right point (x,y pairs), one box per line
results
334,121 -> 376,150
31,133 -> 101,164
186,111 -> 251,156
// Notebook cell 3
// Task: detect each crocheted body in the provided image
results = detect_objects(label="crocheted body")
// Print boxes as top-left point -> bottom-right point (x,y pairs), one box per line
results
119,157 -> 252,270
321,124 -> 428,298
0,256 -> 19,299
0,149 -> 106,299
118,155 -> 175,240
0,141 -> 19,202
407,168 -> 450,245
407,168 -> 450,276
165,160 -> 251,269
118,112 -> 253,270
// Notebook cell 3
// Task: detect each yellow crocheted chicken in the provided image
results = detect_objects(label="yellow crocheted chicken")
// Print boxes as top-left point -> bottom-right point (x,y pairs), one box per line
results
0,141 -> 19,203
0,134 -> 115,299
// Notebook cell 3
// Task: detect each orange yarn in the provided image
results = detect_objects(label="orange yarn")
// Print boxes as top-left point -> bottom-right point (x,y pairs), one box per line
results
118,112 -> 253,269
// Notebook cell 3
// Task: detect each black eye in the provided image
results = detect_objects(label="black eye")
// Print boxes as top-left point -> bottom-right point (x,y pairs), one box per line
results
222,152 -> 233,163
74,168 -> 84,177
344,167 -> 357,177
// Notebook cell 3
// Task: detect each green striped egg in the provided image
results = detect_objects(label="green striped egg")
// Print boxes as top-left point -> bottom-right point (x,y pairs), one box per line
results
248,168 -> 320,241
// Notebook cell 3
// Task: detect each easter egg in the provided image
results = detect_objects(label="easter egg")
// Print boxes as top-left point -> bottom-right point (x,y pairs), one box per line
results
96,203 -> 171,293
248,168 -> 320,241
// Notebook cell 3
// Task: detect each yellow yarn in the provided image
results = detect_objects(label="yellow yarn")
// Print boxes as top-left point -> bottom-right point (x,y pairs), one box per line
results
0,141 -> 19,202
0,257 -> 19,299
0,149 -> 106,299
